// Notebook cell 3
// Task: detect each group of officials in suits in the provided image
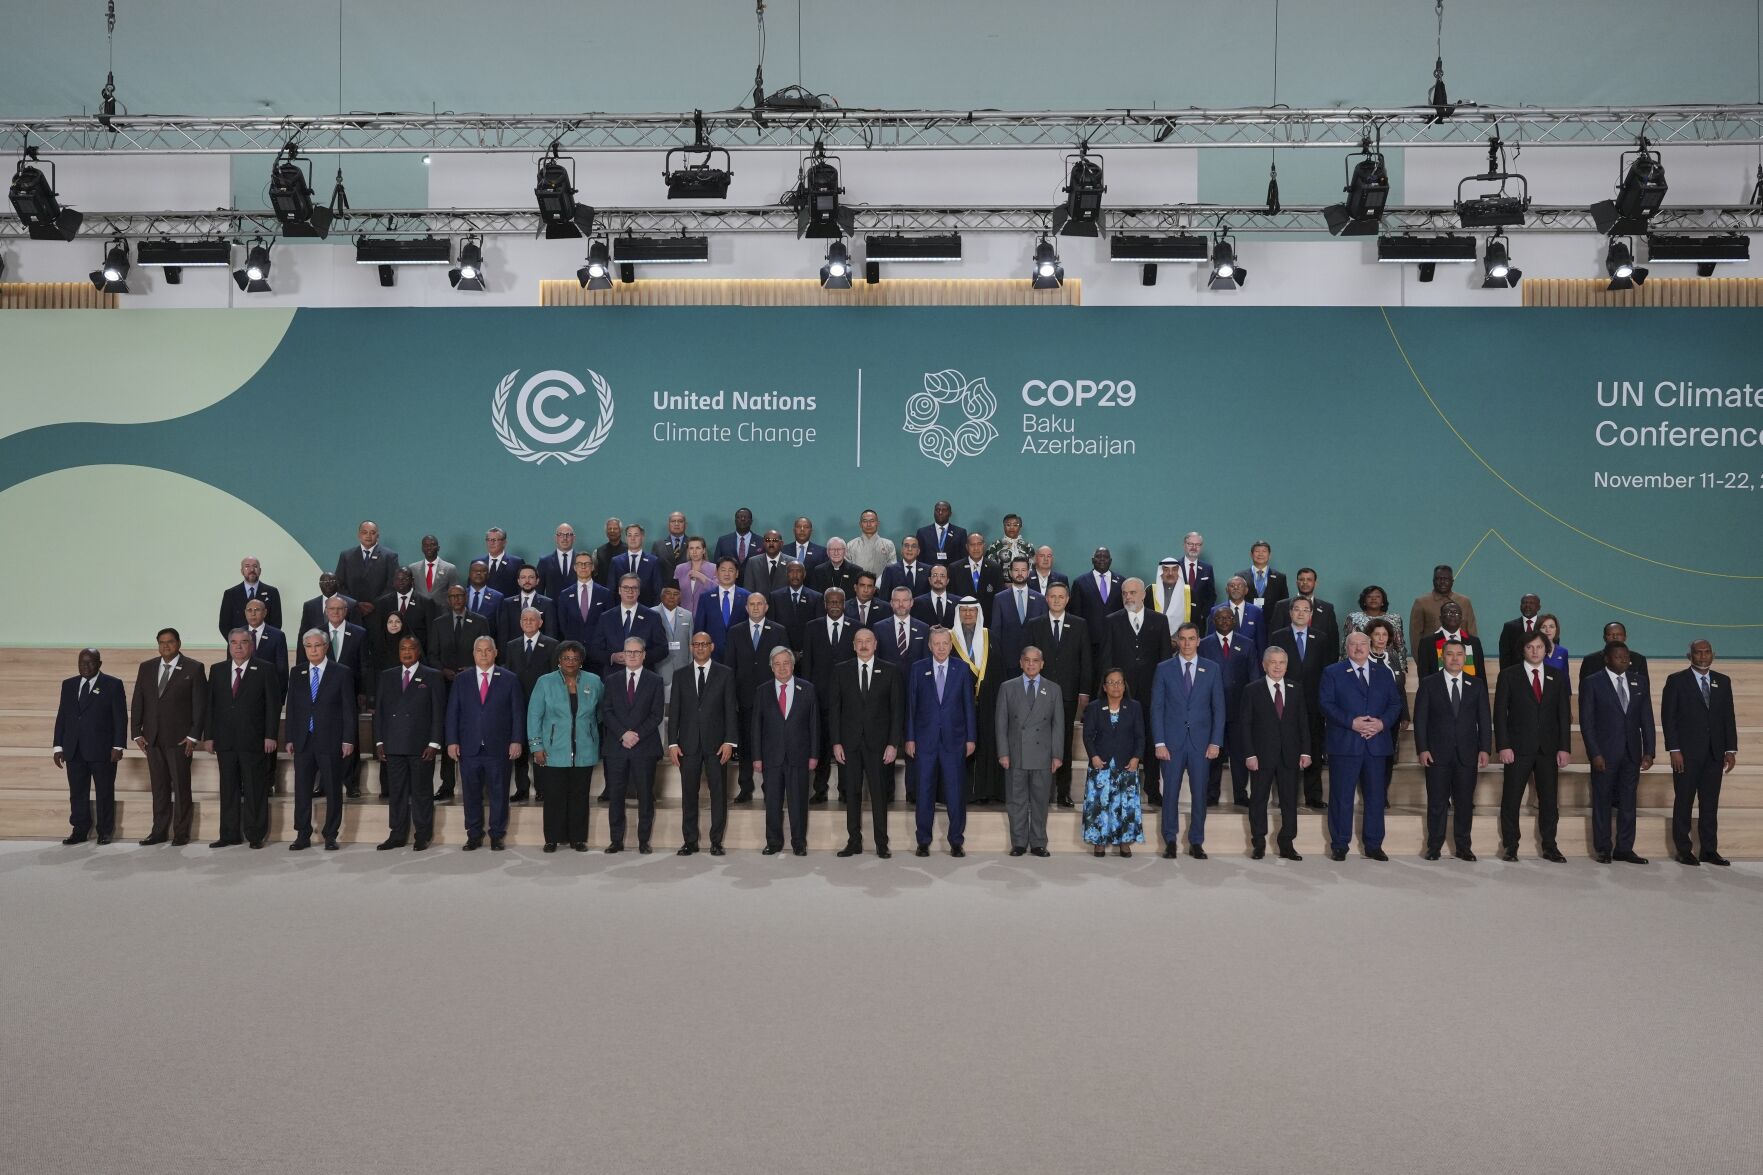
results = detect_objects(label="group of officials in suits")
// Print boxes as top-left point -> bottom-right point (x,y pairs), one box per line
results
54,508 -> 1740,863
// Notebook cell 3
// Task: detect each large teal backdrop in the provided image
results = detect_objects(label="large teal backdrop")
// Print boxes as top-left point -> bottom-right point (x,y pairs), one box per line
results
2,307 -> 1760,654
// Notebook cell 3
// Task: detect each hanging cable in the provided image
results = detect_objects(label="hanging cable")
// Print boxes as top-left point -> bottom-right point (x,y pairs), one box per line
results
1266,0 -> 1281,214
1428,0 -> 1453,121
99,1 -> 118,128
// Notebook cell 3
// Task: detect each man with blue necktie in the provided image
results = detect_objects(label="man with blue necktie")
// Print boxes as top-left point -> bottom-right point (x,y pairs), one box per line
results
1234,540 -> 1288,615
1662,639 -> 1739,867
1580,641 -> 1656,864
914,500 -> 969,567
1152,624 -> 1226,858
463,561 -> 504,628
691,558 -> 751,657
610,523 -> 667,607
1319,631 -> 1404,860
990,556 -> 1048,670
905,628 -> 976,857
285,630 -> 357,851
997,646 -> 1065,857
787,516 -> 829,571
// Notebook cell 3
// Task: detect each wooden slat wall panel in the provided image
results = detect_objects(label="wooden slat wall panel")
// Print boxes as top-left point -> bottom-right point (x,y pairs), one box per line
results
1522,277 -> 1763,307
539,277 -> 1082,307
0,282 -> 119,309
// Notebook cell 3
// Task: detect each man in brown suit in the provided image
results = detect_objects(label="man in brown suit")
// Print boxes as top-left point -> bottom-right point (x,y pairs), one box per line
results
130,627 -> 207,845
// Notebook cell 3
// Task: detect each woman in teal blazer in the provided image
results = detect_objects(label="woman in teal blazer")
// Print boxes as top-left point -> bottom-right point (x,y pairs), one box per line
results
527,641 -> 604,852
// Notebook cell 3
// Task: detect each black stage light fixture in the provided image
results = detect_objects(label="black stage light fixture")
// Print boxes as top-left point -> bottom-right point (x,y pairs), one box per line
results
88,238 -> 129,293
1481,234 -> 1522,289
1605,238 -> 1647,291
614,234 -> 711,265
1323,139 -> 1390,237
449,237 -> 487,291
233,238 -> 272,293
136,239 -> 230,285
619,263 -> 636,284
1208,234 -> 1247,290
1455,138 -> 1530,228
664,111 -> 733,199
357,236 -> 451,288
9,152 -> 83,241
1645,233 -> 1749,277
1108,234 -> 1209,263
864,260 -> 880,284
534,145 -> 595,239
376,265 -> 395,287
863,234 -> 962,263
1376,233 -> 1477,281
1030,237 -> 1064,290
796,144 -> 853,239
577,239 -> 613,290
819,240 -> 853,289
1051,144 -> 1106,238
268,146 -> 333,238
1591,140 -> 1669,236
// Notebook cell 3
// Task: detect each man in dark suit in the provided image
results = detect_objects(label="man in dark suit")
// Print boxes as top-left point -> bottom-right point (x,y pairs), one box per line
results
722,593 -> 791,803
915,500 -> 969,567
445,635 -> 526,850
610,523 -> 667,607
1198,605 -> 1255,808
668,632 -> 739,855
590,517 -> 624,589
1235,540 -> 1287,614
810,537 -> 860,597
130,628 -> 206,846
751,648 -> 820,855
496,565 -> 558,645
1179,532 -> 1217,629
1494,627 -> 1572,862
741,530 -> 797,596
1496,594 -> 1544,668
991,556 -> 1049,671
1415,600 -> 1489,680
1267,568 -> 1340,654
408,534 -> 461,617
829,627 -> 905,856
801,588 -> 857,803
952,533 -> 1005,618
592,574 -> 667,672
652,511 -> 692,575
913,565 -> 959,630
1210,575 -> 1265,652
1028,545 -> 1068,601
713,507 -> 760,567
299,572 -> 360,634
557,553 -> 614,661
1662,639 -> 1739,866
768,562 -> 823,653
1412,637 -> 1492,860
1152,624 -> 1227,858
371,568 -> 429,661
1319,632 -> 1405,861
334,520 -> 398,620
463,561 -> 506,628
476,526 -> 526,597
1579,642 -> 1656,864
373,634 -> 445,850
51,648 -> 128,845
905,630 -> 977,856
692,558 -> 751,658
873,587 -> 930,670
318,596 -> 369,797
501,610 -> 559,803
1024,583 -> 1091,807
284,630 -> 357,851
430,585 -> 489,803
534,522 -> 581,599
1102,580 -> 1172,799
879,536 -> 932,600
786,516 -> 829,571
202,630 -> 280,849
218,556 -> 282,638
241,598 -> 289,704
1267,597 -> 1334,808
600,638 -> 666,852
1070,547 -> 1126,633
844,572 -> 884,630
1578,621 -> 1652,685
1238,646 -> 1310,860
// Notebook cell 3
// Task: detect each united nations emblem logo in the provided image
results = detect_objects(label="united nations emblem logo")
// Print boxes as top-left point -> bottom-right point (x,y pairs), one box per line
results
491,368 -> 615,465
904,368 -> 998,467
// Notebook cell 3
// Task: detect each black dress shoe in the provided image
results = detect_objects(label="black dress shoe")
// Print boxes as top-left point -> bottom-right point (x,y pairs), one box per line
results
139,834 -> 169,846
413,838 -> 430,851
95,836 -> 113,845
1328,847 -> 1347,861
324,839 -> 339,851
345,787 -> 361,799
762,846 -> 781,855
596,792 -> 610,804
1186,844 -> 1208,860
463,837 -> 482,851
543,843 -> 558,853
877,848 -> 892,859
1250,845 -> 1265,859
511,792 -> 529,805
1365,847 -> 1389,862
950,845 -> 966,858
1030,847 -> 1050,857
490,838 -> 505,851
1305,800 -> 1328,811
837,845 -> 861,857
1615,850 -> 1649,864
678,845 -> 697,856
1674,852 -> 1700,866
1456,849 -> 1477,862
1499,847 -> 1519,862
1595,850 -> 1612,863
249,840 -> 264,849
172,838 -> 189,847
289,837 -> 311,851
572,842 -> 588,852
1278,845 -> 1303,861
1423,849 -> 1442,861
915,845 -> 932,857
605,843 -> 623,854
1161,843 -> 1179,859
734,791 -> 754,804
376,837 -> 404,851
1541,847 -> 1566,862
792,847 -> 807,856
1008,846 -> 1026,857
1143,797 -> 1161,810
1701,852 -> 1731,867
638,843 -> 652,854
810,792 -> 828,805
433,791 -> 454,804
1056,795 -> 1075,809
710,845 -> 725,856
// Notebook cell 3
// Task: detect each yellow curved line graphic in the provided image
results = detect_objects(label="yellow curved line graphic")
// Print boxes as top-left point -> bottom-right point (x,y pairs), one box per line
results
1379,306 -> 1763,581
1457,527 -> 1763,629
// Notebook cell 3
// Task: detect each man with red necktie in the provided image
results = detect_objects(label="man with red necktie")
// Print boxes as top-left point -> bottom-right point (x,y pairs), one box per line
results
1497,593 -> 1544,668
1493,628 -> 1572,862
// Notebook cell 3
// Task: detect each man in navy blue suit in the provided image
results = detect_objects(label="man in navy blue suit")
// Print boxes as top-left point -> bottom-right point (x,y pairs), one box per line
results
915,500 -> 969,568
601,637 -> 667,852
318,594 -> 370,798
1152,624 -> 1227,858
1180,532 -> 1217,629
463,561 -> 505,628
1662,639 -> 1739,867
1210,575 -> 1265,652
242,598 -> 289,702
475,527 -> 526,598
1198,606 -> 1256,807
878,536 -> 932,600
1319,631 -> 1404,860
284,630 -> 357,851
691,558 -> 751,657
445,636 -> 526,850
786,516 -> 829,571
873,587 -> 930,669
610,523 -> 668,607
713,507 -> 760,567
51,648 -> 128,845
218,555 -> 282,639
533,522 -> 581,600
299,572 -> 360,634
904,629 -> 977,856
496,565 -> 559,645
1070,547 -> 1125,634
1579,641 -> 1656,864
593,574 -> 668,671
768,561 -> 824,653
751,648 -> 820,855
556,552 -> 613,662
990,557 -> 1048,669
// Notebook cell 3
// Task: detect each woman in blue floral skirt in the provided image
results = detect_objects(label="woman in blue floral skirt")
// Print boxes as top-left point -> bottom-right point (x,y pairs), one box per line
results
1081,668 -> 1145,856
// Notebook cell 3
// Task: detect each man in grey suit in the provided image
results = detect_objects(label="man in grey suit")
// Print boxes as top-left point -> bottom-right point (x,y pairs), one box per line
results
407,534 -> 460,616
740,530 -> 797,595
996,645 -> 1066,856
653,583 -> 695,698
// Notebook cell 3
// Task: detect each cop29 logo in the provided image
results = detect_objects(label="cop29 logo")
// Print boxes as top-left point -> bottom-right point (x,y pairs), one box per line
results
904,368 -> 999,467
491,368 -> 615,465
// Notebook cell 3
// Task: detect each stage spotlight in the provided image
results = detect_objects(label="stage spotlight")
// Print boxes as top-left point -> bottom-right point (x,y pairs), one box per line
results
577,239 -> 613,290
1030,238 -> 1064,290
797,146 -> 853,239
1208,235 -> 1247,290
1481,235 -> 1521,289
819,240 -> 853,289
1591,141 -> 1668,236
535,146 -> 595,239
664,114 -> 734,199
1645,234 -> 1749,276
1605,239 -> 1647,291
1051,145 -> 1106,238
268,147 -> 333,239
449,238 -> 487,291
1323,141 -> 1390,237
233,238 -> 272,293
9,153 -> 83,241
88,238 -> 129,294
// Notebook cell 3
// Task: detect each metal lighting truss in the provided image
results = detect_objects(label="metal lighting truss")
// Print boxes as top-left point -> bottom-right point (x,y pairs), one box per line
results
3,105 -> 1763,154
6,204 -> 1759,239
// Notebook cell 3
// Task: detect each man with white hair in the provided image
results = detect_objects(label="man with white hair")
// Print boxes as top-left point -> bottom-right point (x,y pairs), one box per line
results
445,635 -> 525,851
751,647 -> 819,856
1318,631 -> 1404,861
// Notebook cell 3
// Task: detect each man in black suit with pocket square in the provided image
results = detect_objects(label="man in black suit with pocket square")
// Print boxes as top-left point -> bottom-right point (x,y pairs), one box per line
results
1413,637 -> 1492,860
52,648 -> 128,845
1238,645 -> 1311,860
1493,627 -> 1573,861
752,648 -> 820,855
373,635 -> 445,850
130,628 -> 206,846
668,632 -> 739,855
219,556 -> 282,639
203,630 -> 280,848
829,627 -> 904,856
334,520 -> 398,620
1662,639 -> 1739,866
